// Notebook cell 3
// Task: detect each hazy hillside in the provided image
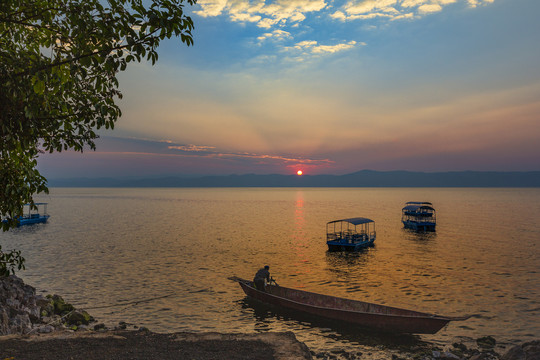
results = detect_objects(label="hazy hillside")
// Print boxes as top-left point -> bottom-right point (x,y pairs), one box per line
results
48,170 -> 540,187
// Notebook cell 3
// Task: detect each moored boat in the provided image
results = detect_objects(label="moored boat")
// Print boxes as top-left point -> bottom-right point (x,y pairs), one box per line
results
326,217 -> 375,251
401,202 -> 436,232
2,203 -> 50,227
230,277 -> 468,334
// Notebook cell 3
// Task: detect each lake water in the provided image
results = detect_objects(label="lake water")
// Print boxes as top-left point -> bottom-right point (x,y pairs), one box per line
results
2,188 -> 539,357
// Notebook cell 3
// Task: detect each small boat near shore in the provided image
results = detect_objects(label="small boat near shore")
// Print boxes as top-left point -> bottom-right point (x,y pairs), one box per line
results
2,203 -> 50,227
326,217 -> 376,251
401,202 -> 436,232
230,277 -> 468,334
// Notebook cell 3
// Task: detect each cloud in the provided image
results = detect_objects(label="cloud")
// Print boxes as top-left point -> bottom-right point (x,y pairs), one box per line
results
195,0 -> 327,27
332,0 -> 495,21
168,144 -> 217,152
417,3 -> 443,13
312,41 -> 359,54
285,40 -> 362,56
193,0 -> 229,17
257,29 -> 292,42
467,0 -> 494,7
166,140 -> 334,165
194,0 -> 495,65
211,151 -> 334,165
94,136 -> 334,168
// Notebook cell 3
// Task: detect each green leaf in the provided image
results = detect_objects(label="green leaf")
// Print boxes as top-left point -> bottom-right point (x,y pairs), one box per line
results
33,80 -> 45,94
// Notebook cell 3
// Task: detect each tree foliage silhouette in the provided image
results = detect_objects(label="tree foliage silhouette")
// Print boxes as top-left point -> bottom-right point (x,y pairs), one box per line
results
0,0 -> 196,273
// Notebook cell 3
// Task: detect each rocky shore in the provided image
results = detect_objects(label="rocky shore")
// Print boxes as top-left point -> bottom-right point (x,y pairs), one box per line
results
0,275 -> 94,335
1,275 -> 538,360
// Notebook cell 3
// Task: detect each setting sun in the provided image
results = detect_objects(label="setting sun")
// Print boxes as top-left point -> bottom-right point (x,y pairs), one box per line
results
297,170 -> 303,176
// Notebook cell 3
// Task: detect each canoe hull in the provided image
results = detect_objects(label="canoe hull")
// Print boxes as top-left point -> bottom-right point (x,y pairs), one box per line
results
235,279 -> 457,334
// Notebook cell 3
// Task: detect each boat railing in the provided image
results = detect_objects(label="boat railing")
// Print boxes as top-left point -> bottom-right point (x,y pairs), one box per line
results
403,210 -> 434,217
403,216 -> 436,224
326,232 -> 340,241
327,232 -> 376,244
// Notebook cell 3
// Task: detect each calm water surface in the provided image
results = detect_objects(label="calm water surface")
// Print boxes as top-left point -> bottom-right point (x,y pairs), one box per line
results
2,188 -> 539,357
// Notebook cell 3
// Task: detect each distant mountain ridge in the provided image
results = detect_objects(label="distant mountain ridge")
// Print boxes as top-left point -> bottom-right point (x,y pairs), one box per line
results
48,170 -> 540,187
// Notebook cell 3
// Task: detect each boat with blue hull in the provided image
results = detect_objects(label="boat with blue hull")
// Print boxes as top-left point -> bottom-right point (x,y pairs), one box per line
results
401,202 -> 436,231
326,217 -> 376,251
2,203 -> 50,227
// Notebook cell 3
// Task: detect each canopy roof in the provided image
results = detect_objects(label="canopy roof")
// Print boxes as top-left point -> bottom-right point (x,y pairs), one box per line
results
405,201 -> 432,206
327,217 -> 374,226
402,204 -> 435,212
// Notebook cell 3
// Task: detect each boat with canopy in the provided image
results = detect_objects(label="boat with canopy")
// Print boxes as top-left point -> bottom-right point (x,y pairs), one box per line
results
401,202 -> 436,231
326,217 -> 376,251
2,203 -> 50,227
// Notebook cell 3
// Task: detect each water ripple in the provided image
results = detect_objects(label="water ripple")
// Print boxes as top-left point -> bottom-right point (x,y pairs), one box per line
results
3,187 -> 539,355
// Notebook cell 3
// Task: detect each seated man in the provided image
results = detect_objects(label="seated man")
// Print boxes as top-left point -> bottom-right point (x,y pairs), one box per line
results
253,265 -> 270,291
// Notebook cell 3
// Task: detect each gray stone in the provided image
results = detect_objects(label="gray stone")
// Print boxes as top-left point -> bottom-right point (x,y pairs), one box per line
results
94,323 -> 106,331
477,337 -> 497,349
470,353 -> 498,360
0,275 -> 40,335
501,341 -> 540,360
502,346 -> 526,360
441,351 -> 461,359
0,275 -> 82,335
37,325 -> 55,333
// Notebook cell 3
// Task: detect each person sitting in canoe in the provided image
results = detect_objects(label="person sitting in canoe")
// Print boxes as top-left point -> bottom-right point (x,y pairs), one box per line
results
253,265 -> 270,291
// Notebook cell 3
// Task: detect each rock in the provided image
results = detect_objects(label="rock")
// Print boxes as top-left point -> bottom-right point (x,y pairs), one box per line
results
453,342 -> 468,352
66,310 -> 94,326
469,352 -> 498,360
0,276 -> 97,335
0,275 -> 41,335
94,323 -> 106,331
502,346 -> 526,360
47,294 -> 75,315
35,295 -> 50,308
441,351 -> 461,359
522,341 -> 540,359
501,340 -> 540,360
36,325 -> 55,333
477,336 -> 497,349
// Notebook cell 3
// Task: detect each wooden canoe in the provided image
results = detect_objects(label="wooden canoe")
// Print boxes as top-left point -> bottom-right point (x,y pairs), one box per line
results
230,277 -> 468,334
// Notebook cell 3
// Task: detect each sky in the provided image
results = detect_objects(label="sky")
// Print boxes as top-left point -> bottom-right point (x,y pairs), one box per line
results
38,0 -> 540,178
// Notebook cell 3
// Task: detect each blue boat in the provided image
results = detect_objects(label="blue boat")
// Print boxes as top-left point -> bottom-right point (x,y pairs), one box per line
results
401,202 -> 436,232
326,217 -> 376,251
3,203 -> 50,227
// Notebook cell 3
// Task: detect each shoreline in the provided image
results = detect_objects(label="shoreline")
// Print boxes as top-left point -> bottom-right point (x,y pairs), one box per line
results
1,327 -> 539,360
0,329 -> 312,360
1,275 -> 538,359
